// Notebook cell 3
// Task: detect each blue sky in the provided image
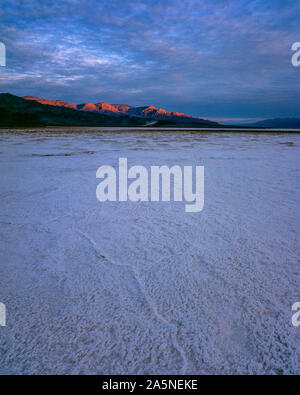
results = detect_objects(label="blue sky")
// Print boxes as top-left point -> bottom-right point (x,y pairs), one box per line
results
0,0 -> 299,121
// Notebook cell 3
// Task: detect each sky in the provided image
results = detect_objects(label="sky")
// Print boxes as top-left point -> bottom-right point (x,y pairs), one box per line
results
0,0 -> 299,121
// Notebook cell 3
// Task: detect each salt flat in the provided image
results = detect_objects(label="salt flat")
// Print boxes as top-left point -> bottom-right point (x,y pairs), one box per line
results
0,129 -> 299,374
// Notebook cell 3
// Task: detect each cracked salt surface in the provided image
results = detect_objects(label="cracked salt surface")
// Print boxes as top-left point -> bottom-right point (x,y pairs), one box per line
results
0,129 -> 299,374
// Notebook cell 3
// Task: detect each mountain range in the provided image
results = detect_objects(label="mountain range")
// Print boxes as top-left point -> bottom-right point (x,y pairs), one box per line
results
23,96 -> 218,124
0,93 -> 218,127
249,118 -> 300,129
1,93 -> 299,129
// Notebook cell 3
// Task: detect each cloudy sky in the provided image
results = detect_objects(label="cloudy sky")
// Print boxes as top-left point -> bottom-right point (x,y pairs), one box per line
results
0,0 -> 299,121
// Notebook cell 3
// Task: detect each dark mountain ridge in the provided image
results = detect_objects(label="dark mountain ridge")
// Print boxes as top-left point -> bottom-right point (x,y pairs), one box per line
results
0,93 -> 219,127
0,93 -> 149,127
23,95 -> 216,125
249,118 -> 300,129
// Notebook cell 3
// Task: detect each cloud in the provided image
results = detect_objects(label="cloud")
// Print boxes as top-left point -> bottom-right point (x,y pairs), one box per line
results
0,0 -> 299,118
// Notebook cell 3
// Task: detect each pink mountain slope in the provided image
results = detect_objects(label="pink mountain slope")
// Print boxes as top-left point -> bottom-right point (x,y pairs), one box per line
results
23,96 -> 208,123
23,96 -> 78,110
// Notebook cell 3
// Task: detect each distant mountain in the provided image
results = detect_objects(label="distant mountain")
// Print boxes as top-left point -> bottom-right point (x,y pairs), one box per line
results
250,118 -> 300,129
23,96 -> 78,110
125,105 -> 203,122
0,93 -> 219,127
23,95 -> 218,126
111,104 -> 133,114
0,93 -> 147,127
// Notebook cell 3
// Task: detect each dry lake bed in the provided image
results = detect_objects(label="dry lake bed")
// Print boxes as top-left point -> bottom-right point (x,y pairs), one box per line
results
0,128 -> 299,374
